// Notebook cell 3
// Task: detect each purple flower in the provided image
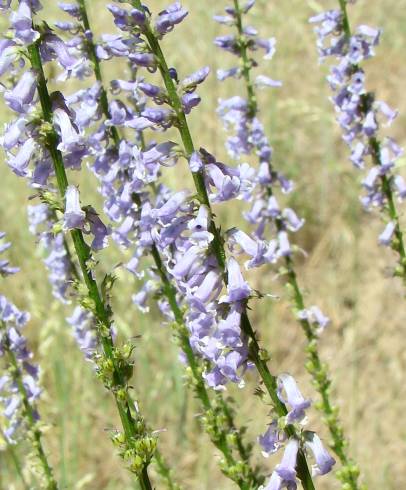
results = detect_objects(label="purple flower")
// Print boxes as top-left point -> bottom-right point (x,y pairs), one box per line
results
304,432 -> 335,476
261,471 -> 284,490
6,137 -> 36,177
58,2 -> 80,18
155,2 -> 188,37
181,66 -> 210,90
1,117 -> 27,151
53,108 -> 85,155
4,70 -> 37,114
378,221 -> 396,246
206,162 -> 240,202
258,421 -> 282,457
255,75 -> 282,89
10,1 -> 39,45
189,151 -> 203,172
275,438 -> 299,485
41,32 -> 83,73
217,306 -> 242,349
85,207 -> 110,251
63,185 -> 86,230
277,373 -> 311,424
298,306 -> 330,333
221,257 -> 251,303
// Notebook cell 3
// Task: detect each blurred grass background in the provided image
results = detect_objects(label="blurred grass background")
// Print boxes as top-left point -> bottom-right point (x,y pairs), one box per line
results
1,0 -> 406,488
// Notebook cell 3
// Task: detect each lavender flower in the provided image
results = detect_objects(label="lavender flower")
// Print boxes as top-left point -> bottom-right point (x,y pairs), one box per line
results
304,432 -> 336,477
258,421 -> 282,457
277,374 -> 311,424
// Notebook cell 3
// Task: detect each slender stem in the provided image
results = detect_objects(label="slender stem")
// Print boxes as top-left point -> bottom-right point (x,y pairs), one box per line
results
338,0 -> 351,38
129,3 -> 315,488
6,347 -> 57,489
139,467 -> 153,490
0,427 -> 30,490
154,451 -> 181,490
233,0 -> 257,118
227,2 -> 363,487
27,40 -> 154,487
77,0 -> 120,147
77,3 -> 259,487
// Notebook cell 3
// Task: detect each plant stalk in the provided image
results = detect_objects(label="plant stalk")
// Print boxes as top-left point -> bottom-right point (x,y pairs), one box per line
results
27,40 -> 153,489
129,2 -> 316,488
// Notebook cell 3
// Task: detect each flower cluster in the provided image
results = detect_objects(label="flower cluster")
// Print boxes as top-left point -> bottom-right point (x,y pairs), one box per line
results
0,294 -> 38,443
101,1 -> 259,390
54,5 -> 269,486
310,7 -> 406,247
0,1 -> 107,362
0,3 -> 108,247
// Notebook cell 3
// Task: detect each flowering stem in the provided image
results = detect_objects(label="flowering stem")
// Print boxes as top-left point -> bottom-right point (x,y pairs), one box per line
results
229,2 -> 362,486
336,1 -> 406,284
74,0 -> 259,488
4,344 -> 57,489
130,2 -> 315,488
76,3 -> 260,486
371,140 -> 406,281
27,40 -> 153,489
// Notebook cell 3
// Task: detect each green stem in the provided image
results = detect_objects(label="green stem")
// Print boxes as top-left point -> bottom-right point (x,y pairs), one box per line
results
233,0 -> 257,118
77,0 -> 120,147
27,40 -> 154,487
77,3 -> 259,486
6,347 -> 57,489
285,261 -> 360,489
338,0 -> 351,38
0,427 -> 30,490
130,3 -> 315,488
